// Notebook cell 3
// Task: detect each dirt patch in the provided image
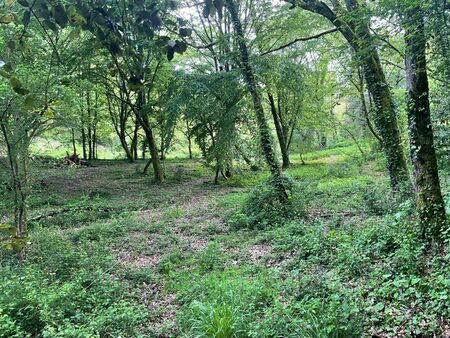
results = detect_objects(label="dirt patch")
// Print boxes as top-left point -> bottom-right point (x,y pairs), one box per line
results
113,248 -> 162,268
248,244 -> 272,263
139,281 -> 179,336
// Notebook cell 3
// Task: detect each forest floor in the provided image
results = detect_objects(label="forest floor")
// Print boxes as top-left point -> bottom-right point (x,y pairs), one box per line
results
1,143 -> 449,337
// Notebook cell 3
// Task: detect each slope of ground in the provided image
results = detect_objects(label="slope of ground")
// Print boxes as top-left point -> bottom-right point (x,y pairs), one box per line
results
0,145 -> 449,337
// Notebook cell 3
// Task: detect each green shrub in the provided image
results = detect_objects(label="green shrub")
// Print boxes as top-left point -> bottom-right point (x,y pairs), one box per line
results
229,176 -> 307,229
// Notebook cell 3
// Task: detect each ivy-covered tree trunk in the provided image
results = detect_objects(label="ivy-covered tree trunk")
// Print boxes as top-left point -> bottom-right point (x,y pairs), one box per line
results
226,0 -> 288,201
268,92 -> 290,169
360,45 -> 410,190
289,0 -> 410,191
403,7 -> 447,244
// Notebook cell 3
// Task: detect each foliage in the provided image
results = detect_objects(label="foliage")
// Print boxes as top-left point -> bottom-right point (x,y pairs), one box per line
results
229,175 -> 307,229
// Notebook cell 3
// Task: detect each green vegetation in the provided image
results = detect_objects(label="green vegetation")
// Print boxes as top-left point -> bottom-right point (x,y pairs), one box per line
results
1,0 -> 449,336
1,145 -> 449,336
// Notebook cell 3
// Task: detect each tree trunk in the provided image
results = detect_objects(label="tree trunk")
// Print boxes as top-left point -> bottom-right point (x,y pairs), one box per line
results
186,120 -> 193,159
268,92 -> 290,169
0,120 -> 28,238
81,128 -> 87,160
71,128 -> 77,156
226,0 -> 287,201
403,7 -> 447,244
361,48 -> 410,190
292,0 -> 410,191
131,120 -> 139,161
86,92 -> 93,160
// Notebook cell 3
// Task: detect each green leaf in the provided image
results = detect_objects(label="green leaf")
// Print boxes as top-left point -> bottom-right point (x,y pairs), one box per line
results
68,27 -> 81,40
44,19 -> 58,32
373,302 -> 384,311
17,0 -> 28,7
10,77 -> 22,89
150,11 -> 162,27
0,69 -> 10,79
24,93 -> 37,110
53,4 -> 68,28
179,27 -> 192,37
22,10 -> 30,26
167,47 -> 175,61
174,41 -> 187,54
13,87 -> 30,95
0,12 -> 15,24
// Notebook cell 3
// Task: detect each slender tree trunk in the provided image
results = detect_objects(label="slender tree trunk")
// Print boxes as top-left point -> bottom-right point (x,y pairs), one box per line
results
71,128 -> 77,156
86,92 -> 93,160
268,93 -> 290,169
142,139 -> 146,159
403,7 -> 447,244
81,128 -> 87,160
226,0 -> 287,201
0,122 -> 28,238
131,120 -> 139,161
185,120 -> 193,159
356,68 -> 382,143
134,91 -> 164,182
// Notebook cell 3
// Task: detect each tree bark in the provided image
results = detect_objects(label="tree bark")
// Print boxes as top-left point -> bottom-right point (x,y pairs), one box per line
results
226,0 -> 288,201
71,128 -> 77,156
268,92 -> 290,169
81,127 -> 87,160
403,7 -> 447,244
135,91 -> 164,182
131,119 -> 139,161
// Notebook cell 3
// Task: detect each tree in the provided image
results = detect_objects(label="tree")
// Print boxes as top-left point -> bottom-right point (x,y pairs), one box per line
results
401,2 -> 447,244
220,0 -> 288,201
285,0 -> 411,191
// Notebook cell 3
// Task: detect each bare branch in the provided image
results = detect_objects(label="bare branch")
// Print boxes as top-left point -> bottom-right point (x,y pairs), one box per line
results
260,28 -> 339,56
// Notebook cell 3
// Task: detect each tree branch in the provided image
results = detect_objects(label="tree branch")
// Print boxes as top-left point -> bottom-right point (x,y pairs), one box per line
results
261,28 -> 339,56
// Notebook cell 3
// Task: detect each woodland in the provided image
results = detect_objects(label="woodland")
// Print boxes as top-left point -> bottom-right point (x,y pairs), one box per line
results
0,0 -> 450,337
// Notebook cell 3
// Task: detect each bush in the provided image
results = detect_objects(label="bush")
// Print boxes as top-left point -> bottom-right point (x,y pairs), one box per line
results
229,176 -> 307,229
